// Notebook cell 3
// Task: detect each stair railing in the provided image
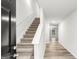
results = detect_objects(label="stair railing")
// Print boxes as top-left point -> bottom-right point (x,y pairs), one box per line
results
32,8 -> 46,59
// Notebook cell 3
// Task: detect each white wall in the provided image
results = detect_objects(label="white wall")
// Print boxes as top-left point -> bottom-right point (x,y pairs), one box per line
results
31,0 -> 40,17
58,11 -> 77,58
16,0 -> 39,43
44,21 -> 50,43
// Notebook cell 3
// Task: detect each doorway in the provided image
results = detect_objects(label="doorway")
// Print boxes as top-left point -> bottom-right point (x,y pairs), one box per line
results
50,24 -> 58,42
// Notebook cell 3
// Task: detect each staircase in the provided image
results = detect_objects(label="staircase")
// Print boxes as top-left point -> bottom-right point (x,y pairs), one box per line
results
16,18 -> 40,59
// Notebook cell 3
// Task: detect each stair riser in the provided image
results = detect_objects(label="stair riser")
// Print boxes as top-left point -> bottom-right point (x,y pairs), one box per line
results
28,28 -> 37,30
17,49 -> 33,53
17,46 -> 33,48
21,39 -> 32,40
16,56 -> 31,59
25,32 -> 34,35
24,35 -> 34,38
29,26 -> 38,28
17,45 -> 33,48
26,31 -> 36,33
32,22 -> 39,25
31,24 -> 38,25
31,25 -> 39,26
24,34 -> 34,37
31,23 -> 39,25
16,53 -> 32,56
21,38 -> 33,40
30,26 -> 38,27
17,51 -> 32,53
29,27 -> 38,29
32,21 -> 39,22
27,29 -> 37,31
28,27 -> 37,29
30,27 -> 38,28
24,34 -> 34,36
23,36 -> 34,38
26,32 -> 35,34
29,29 -> 37,31
23,37 -> 34,38
17,44 -> 33,47
27,30 -> 36,32
33,21 -> 40,22
21,40 -> 32,43
16,46 -> 33,49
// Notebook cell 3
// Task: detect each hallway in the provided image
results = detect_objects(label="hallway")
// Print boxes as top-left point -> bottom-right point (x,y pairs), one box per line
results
44,41 -> 76,59
16,0 -> 77,59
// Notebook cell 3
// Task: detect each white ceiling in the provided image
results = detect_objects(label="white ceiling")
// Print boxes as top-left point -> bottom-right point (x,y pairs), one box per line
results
37,0 -> 77,19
